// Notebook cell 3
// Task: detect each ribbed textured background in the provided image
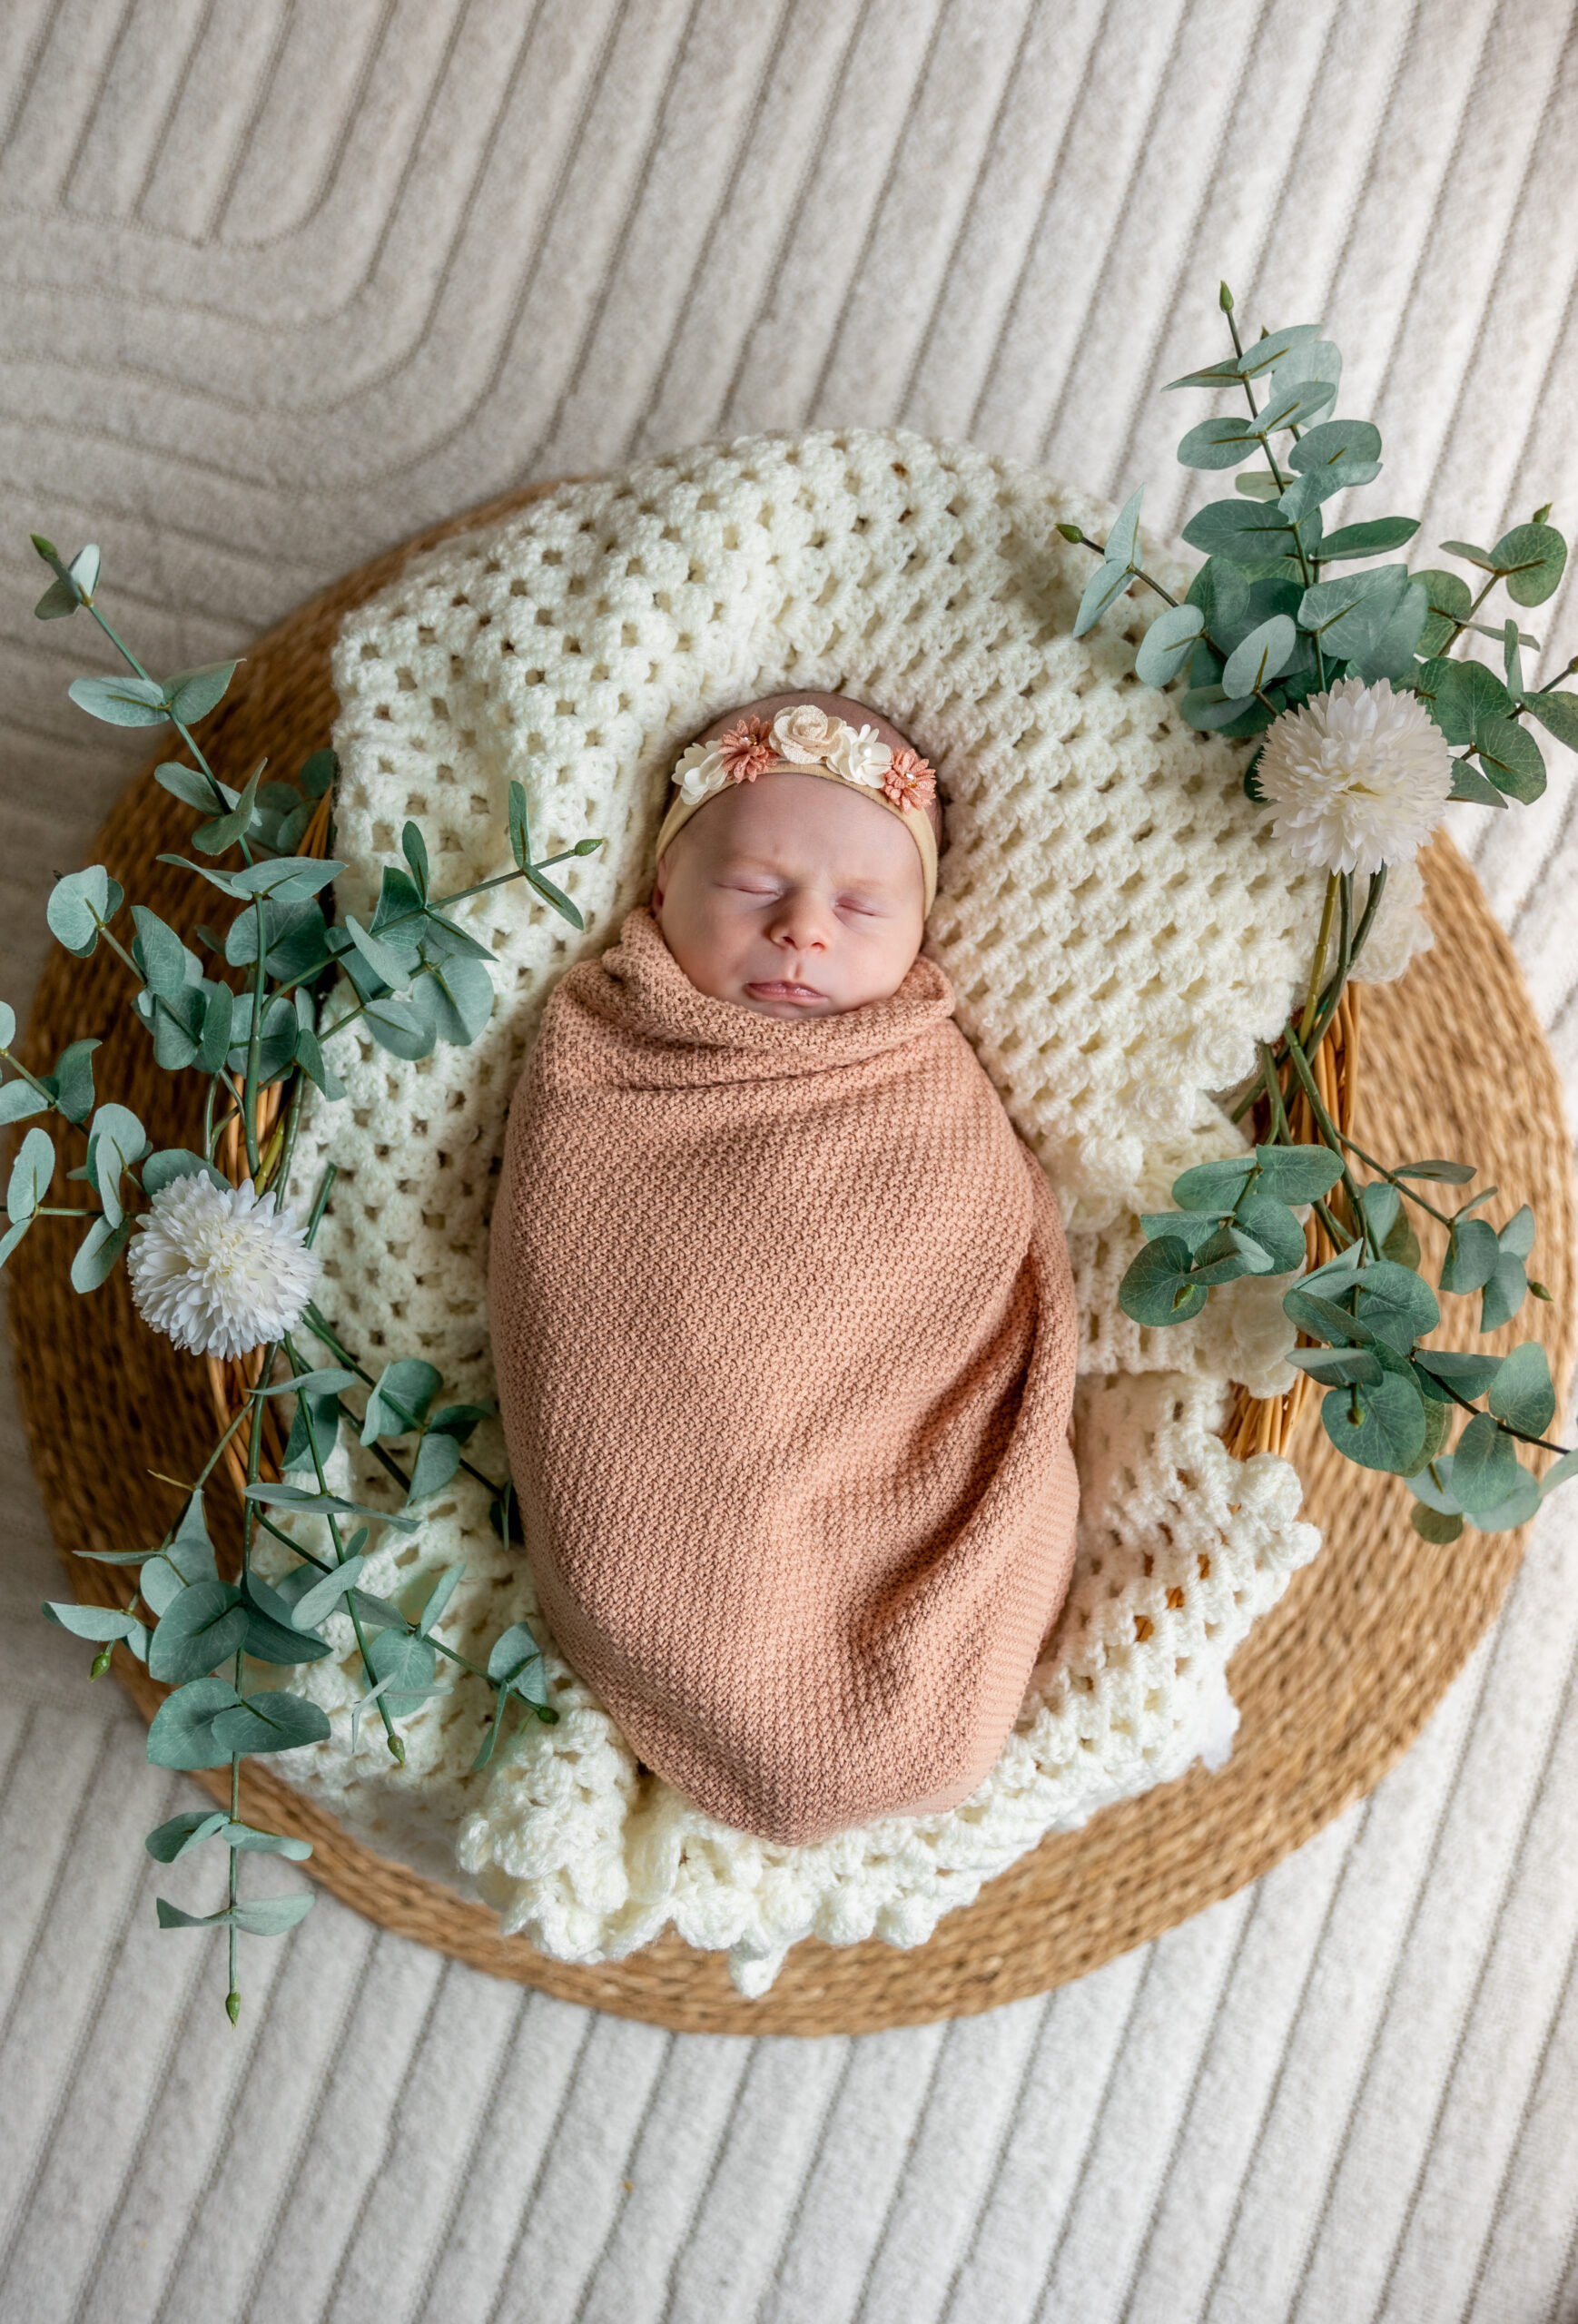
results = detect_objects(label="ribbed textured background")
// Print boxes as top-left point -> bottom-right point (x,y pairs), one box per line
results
4,4 -> 1578,2317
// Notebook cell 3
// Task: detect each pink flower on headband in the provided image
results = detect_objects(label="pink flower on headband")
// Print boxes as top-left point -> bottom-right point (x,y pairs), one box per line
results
883,747 -> 936,813
717,717 -> 775,783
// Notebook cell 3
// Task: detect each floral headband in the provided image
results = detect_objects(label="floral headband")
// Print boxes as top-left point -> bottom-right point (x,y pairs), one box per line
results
651,703 -> 940,914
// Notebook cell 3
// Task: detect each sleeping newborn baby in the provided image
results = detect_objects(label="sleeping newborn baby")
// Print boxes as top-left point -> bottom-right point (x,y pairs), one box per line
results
488,694 -> 1080,1846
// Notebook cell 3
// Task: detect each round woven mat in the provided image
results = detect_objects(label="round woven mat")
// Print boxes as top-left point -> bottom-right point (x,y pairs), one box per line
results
11,482 -> 1575,2035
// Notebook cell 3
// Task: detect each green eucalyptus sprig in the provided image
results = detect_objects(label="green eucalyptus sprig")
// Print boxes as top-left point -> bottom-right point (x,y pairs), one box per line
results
20,533 -> 597,2017
1072,284 -> 1574,1546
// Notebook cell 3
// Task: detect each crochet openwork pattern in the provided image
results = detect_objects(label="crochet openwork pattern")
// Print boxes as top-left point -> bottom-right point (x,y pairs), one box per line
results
267,429 -> 1430,1995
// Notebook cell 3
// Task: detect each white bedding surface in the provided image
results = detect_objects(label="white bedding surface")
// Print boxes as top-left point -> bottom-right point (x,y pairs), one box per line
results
3,4 -> 1578,2319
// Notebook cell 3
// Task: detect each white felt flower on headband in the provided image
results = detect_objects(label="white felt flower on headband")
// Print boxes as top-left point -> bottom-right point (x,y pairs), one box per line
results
674,741 -> 729,806
829,722 -> 893,788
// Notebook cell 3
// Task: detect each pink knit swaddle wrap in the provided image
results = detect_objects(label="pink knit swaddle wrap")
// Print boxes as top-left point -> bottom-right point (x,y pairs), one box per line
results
488,904 -> 1080,1846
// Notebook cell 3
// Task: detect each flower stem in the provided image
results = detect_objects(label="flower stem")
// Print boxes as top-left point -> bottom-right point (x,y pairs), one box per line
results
1297,873 -> 1342,1044
1281,1022 -> 1380,1256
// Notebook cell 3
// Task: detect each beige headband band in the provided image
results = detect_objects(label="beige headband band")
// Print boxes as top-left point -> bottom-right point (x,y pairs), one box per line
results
653,706 -> 940,917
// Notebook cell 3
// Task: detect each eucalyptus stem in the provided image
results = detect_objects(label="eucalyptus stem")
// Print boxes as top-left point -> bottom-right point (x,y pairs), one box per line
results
1298,873 -> 1342,1044
242,901 -> 267,1177
1259,1041 -> 1291,1143
1281,1023 -> 1380,1257
280,1327 -> 403,1762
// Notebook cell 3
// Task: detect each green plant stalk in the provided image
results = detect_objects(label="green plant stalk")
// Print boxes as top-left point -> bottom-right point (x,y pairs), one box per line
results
1304,872 -> 1354,1053
280,1327 -> 403,1763
81,600 -> 253,865
299,1304 -> 508,1504
1297,874 -> 1342,1044
1281,1023 -> 1381,1256
270,846 -> 598,1006
1423,1371 -> 1570,1460
242,900 -> 267,1178
1260,1039 -> 1292,1142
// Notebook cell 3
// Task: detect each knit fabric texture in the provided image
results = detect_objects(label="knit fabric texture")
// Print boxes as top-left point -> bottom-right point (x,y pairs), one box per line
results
264,427 -> 1425,1993
489,903 -> 1081,1846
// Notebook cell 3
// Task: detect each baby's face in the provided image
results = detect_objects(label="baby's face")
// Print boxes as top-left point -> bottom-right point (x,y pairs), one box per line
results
653,711 -> 928,1019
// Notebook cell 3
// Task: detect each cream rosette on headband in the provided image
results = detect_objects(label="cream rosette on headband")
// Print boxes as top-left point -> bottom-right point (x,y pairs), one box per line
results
653,704 -> 940,913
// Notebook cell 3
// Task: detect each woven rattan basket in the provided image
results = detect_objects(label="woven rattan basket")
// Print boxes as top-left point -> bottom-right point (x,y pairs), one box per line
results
11,482 -> 1574,2035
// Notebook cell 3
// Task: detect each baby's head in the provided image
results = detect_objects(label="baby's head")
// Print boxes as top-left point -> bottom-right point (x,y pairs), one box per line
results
650,693 -> 942,1019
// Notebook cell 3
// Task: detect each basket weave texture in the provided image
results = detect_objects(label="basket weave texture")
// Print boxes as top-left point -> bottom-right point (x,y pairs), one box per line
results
11,483 -> 1575,2035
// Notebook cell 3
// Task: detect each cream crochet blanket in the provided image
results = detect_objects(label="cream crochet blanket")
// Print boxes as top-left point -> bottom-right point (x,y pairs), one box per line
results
267,428 -> 1430,1995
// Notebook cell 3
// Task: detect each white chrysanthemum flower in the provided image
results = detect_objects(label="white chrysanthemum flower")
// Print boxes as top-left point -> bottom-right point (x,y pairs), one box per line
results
1257,676 -> 1453,875
674,742 -> 728,805
127,1172 -> 320,1360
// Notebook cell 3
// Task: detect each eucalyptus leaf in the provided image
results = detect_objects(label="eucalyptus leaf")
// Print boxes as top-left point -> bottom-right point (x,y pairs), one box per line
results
46,865 -> 123,958
1297,565 -> 1409,657
287,1555 -> 369,1631
1440,1216 -> 1500,1294
410,956 -> 495,1048
145,1810 -> 230,1862
157,762 -> 232,815
227,857 -> 344,902
1470,1468 -> 1543,1532
1287,1347 -> 1383,1385
361,993 -> 436,1061
524,865 -> 585,929
50,1037 -> 99,1124
1500,1205 -> 1536,1259
242,1482 -> 419,1534
1103,487 -> 1145,570
405,1430 -> 463,1505
1233,1190 -> 1307,1274
1524,692 -> 1578,753
1488,522 -> 1567,607
1321,1372 -> 1427,1474
165,660 -> 240,724
0,1078 -> 48,1127
67,674 -> 170,729
1440,540 -> 1500,573
1474,717 -> 1545,803
1178,685 -> 1265,734
1073,559 -> 1133,637
1409,1453 -> 1461,1515
1348,581 -> 1428,684
147,1579 -> 247,1684
1415,568 -> 1473,656
344,913 -> 411,992
1180,501 -> 1296,563
1254,376 -> 1337,435
1487,1342 -> 1555,1437
417,1562 -> 465,1639
1221,615 -> 1296,698
1450,1410 -> 1520,1514
1412,1504 -> 1465,1544
131,906 -> 189,999
1351,1258 -> 1440,1354
142,1148 -> 228,1197
230,1893 -> 316,1935
1481,1248 -> 1529,1334
42,1600 -> 143,1641
1177,417 -> 1259,470
1169,1157 -> 1257,1213
70,1214 -> 133,1292
210,1691 -> 332,1756
1289,419 -> 1382,475
1413,1349 -> 1504,1399
1449,758 -> 1507,809
239,1576 -> 332,1665
222,1823 -> 313,1859
7,1127 -> 54,1223
193,757 -> 264,855
360,1358 -> 441,1444
145,1676 -> 242,1769
508,780 -> 532,872
365,1626 -> 439,1713
301,747 -> 338,799
1312,517 -> 1419,562
1118,1236 -> 1209,1326
1395,1158 -> 1477,1184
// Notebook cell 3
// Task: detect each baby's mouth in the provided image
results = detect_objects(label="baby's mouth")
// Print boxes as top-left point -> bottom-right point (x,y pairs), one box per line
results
747,979 -> 824,1001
